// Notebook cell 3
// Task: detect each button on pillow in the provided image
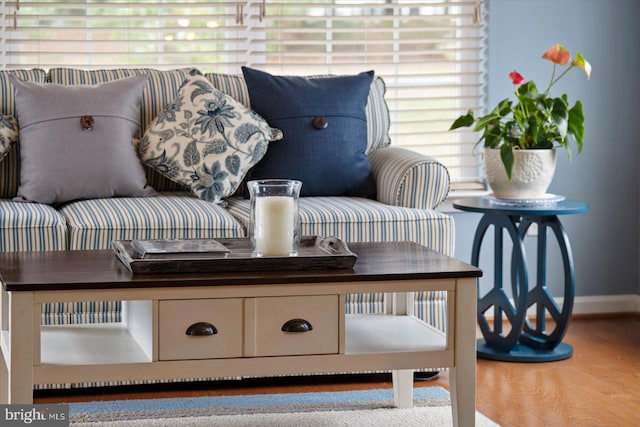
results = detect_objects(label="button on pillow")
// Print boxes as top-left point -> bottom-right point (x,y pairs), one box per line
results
241,67 -> 376,198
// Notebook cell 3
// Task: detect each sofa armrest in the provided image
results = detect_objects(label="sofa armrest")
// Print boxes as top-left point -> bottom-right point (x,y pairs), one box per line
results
369,147 -> 450,210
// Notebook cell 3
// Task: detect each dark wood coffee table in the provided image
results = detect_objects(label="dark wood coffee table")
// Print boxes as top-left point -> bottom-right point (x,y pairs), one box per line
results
0,241 -> 481,427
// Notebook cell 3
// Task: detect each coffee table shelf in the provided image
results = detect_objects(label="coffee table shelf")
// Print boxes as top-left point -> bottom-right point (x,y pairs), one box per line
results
41,323 -> 151,365
345,314 -> 446,354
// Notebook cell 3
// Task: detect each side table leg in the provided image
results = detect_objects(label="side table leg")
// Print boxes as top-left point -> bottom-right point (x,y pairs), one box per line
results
473,214 -> 528,354
519,216 -> 575,354
392,369 -> 414,408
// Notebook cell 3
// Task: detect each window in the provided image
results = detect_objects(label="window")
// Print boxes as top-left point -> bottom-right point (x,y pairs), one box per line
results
1,0 -> 486,189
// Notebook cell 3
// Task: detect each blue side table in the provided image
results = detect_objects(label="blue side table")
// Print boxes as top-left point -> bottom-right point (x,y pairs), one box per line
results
453,196 -> 589,362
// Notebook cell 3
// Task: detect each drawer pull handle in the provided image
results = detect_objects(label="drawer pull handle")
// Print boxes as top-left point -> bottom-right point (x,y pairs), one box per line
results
186,322 -> 218,336
281,318 -> 313,333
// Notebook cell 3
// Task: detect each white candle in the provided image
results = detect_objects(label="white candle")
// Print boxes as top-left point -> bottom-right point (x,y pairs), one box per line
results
253,195 -> 295,256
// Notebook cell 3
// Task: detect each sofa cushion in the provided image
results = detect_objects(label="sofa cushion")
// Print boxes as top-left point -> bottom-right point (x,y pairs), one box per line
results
205,72 -> 391,155
241,67 -> 376,198
11,74 -> 155,204
59,192 -> 246,250
137,72 -> 282,204
48,67 -> 195,192
0,69 -> 48,199
0,200 -> 68,251
0,114 -> 18,164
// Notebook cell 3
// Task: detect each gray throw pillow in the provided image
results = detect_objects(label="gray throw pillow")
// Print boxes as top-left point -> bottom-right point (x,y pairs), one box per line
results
10,74 -> 155,204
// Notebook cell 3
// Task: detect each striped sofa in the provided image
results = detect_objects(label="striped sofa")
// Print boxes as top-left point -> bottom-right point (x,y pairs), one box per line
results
0,68 -> 454,387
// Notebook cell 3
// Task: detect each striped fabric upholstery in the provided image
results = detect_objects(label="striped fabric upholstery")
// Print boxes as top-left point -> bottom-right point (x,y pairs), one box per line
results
225,195 -> 454,329
41,301 -> 121,326
204,72 -> 391,154
0,69 -> 48,198
59,192 -> 245,251
369,146 -> 451,210
0,200 -> 67,252
365,76 -> 392,153
48,68 -> 194,192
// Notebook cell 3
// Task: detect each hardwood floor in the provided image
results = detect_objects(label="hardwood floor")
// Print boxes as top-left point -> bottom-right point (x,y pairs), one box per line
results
34,315 -> 640,426
474,315 -> 640,427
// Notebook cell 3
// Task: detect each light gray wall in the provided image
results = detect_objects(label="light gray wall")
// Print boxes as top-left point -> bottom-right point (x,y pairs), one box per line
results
450,0 -> 640,298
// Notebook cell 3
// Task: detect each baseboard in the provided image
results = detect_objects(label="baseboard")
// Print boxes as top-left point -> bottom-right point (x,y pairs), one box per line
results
569,294 -> 640,316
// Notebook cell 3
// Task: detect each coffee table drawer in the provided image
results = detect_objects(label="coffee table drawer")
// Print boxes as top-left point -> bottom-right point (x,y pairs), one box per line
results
159,298 -> 243,360
252,295 -> 339,356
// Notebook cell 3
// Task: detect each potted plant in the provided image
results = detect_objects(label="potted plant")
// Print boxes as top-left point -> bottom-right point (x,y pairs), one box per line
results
450,44 -> 591,199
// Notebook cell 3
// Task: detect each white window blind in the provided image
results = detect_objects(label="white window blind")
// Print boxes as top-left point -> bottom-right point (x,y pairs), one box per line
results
1,0 -> 486,189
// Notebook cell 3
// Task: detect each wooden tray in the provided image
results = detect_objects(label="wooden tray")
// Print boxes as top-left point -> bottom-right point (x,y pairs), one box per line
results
112,236 -> 357,274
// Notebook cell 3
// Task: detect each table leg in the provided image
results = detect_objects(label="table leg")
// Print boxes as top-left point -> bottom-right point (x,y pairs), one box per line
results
392,370 -> 414,408
450,277 -> 477,427
5,291 -> 34,403
472,213 -> 528,353
391,292 -> 414,408
518,216 -> 575,354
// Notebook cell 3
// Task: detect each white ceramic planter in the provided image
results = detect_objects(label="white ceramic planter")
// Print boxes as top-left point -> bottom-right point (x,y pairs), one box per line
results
483,148 -> 557,199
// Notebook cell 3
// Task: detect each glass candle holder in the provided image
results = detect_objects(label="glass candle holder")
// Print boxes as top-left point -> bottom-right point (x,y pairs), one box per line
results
248,179 -> 302,257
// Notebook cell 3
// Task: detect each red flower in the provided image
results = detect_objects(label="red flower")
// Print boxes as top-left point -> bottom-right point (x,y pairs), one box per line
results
509,71 -> 524,85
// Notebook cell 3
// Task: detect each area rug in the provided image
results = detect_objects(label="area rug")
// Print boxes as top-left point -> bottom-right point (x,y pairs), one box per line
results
69,386 -> 500,426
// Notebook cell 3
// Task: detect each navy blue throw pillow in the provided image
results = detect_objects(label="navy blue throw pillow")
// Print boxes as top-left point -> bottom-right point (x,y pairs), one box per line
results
241,67 -> 376,198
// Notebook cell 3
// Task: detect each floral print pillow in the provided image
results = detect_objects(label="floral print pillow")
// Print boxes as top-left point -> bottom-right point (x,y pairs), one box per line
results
137,71 -> 282,204
0,114 -> 18,163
